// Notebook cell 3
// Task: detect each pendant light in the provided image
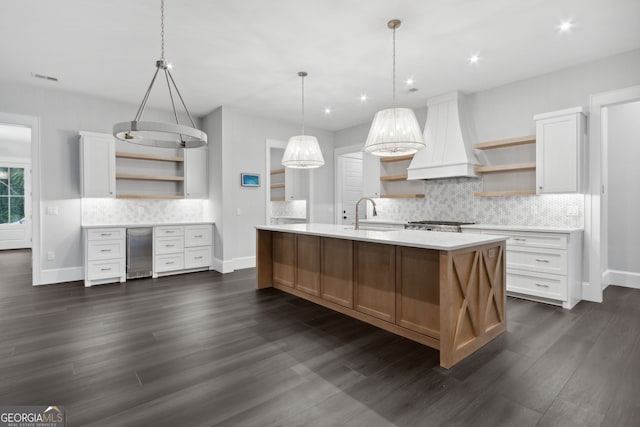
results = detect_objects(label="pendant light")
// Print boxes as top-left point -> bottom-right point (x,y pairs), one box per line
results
113,0 -> 207,149
364,19 -> 424,157
282,72 -> 325,169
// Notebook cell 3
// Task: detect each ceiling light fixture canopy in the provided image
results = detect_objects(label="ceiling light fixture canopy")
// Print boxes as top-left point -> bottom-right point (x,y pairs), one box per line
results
112,0 -> 207,149
364,19 -> 424,157
282,71 -> 325,169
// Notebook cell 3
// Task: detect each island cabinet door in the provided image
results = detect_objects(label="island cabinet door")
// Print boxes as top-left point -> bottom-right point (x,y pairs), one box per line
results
320,237 -> 354,308
295,235 -> 321,296
272,232 -> 296,287
395,247 -> 440,339
354,241 -> 396,322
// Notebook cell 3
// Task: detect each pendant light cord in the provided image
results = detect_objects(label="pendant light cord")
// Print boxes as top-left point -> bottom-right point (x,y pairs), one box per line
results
160,0 -> 165,61
301,74 -> 305,135
392,25 -> 396,110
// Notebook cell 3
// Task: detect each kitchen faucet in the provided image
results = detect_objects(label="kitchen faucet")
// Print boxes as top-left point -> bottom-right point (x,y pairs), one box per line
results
355,197 -> 377,230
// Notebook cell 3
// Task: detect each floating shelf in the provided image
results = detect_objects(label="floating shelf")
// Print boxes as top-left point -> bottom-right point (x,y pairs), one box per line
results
116,194 -> 184,200
380,193 -> 425,199
115,152 -> 184,162
474,162 -> 536,174
380,154 -> 415,163
474,190 -> 536,197
380,174 -> 408,182
270,197 -> 285,202
270,183 -> 285,189
270,168 -> 285,175
116,173 -> 184,182
474,135 -> 536,150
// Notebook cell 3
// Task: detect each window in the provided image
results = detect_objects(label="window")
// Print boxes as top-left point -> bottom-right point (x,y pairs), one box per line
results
0,167 -> 25,225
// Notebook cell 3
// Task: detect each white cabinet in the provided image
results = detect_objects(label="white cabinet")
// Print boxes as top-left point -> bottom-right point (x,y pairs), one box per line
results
184,147 -> 208,199
80,131 -> 115,198
83,227 -> 126,286
534,107 -> 586,194
362,152 -> 381,198
284,168 -> 307,201
153,224 -> 213,276
462,226 -> 583,309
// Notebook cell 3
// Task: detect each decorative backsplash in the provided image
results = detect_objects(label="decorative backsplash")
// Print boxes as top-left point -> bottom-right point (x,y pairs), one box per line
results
270,200 -> 307,218
375,178 -> 584,228
82,198 -> 208,225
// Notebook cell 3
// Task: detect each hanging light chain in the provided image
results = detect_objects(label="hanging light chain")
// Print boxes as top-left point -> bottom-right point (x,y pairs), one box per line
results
392,24 -> 396,109
160,0 -> 165,61
300,72 -> 306,135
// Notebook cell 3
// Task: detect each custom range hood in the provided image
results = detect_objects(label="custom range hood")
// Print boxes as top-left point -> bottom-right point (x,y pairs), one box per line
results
407,91 -> 480,180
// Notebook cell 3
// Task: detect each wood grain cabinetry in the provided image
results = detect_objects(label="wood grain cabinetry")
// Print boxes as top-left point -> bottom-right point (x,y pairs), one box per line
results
272,232 -> 295,287
320,238 -> 353,308
295,234 -> 321,296
354,241 -> 396,322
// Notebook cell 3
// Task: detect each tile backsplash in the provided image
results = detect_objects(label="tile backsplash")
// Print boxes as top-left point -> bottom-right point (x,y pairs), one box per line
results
82,198 -> 208,225
270,200 -> 307,218
375,178 -> 584,228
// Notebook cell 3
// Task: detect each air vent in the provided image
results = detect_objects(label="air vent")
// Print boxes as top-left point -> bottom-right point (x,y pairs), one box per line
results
31,73 -> 59,82
408,87 -> 419,93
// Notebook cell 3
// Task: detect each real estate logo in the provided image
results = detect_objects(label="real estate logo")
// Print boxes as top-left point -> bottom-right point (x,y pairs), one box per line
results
0,405 -> 65,427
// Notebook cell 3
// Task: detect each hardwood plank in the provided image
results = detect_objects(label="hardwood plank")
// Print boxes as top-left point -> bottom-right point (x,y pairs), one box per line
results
475,162 -> 536,173
115,152 -> 184,162
380,154 -> 414,162
380,173 -> 408,181
474,190 -> 537,197
116,173 -> 184,181
474,135 -> 536,150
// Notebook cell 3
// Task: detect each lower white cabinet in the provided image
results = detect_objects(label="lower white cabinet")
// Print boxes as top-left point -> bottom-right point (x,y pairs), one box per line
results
153,224 -> 213,277
461,225 -> 583,309
83,227 -> 126,287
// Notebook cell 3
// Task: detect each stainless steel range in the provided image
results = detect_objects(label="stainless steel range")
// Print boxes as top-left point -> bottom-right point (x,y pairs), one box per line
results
405,220 -> 475,232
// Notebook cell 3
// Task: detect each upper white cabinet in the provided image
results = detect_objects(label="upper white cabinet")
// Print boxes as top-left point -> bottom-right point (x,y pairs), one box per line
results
535,107 -> 586,194
362,152 -> 381,198
80,131 -> 115,198
284,168 -> 307,201
184,147 -> 208,199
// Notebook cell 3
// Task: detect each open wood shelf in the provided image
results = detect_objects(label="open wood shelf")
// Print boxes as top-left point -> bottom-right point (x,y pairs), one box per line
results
270,183 -> 285,189
270,197 -> 285,202
474,190 -> 536,197
380,154 -> 415,163
380,174 -> 408,182
116,194 -> 184,200
116,152 -> 184,162
270,168 -> 285,175
116,173 -> 184,181
380,193 -> 425,199
474,135 -> 536,150
474,162 -> 536,174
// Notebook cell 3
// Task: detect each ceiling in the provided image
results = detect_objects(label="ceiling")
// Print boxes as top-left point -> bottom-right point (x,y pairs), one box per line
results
1,0 -> 639,131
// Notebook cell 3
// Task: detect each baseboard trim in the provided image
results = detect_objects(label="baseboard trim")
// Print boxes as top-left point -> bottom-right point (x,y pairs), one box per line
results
581,280 -> 603,303
233,256 -> 256,270
604,269 -> 640,290
38,266 -> 83,285
211,258 -> 234,274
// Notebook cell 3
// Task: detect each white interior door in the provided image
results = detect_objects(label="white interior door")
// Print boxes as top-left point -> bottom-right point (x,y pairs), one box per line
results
0,163 -> 31,250
339,154 -> 363,225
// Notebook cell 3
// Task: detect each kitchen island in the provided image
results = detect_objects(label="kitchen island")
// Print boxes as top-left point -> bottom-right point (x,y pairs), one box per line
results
256,224 -> 507,368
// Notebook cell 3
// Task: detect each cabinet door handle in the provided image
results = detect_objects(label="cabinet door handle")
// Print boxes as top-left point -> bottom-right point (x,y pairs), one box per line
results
166,244 -> 175,247
100,249 -> 112,252
166,261 -> 174,265
165,230 -> 175,234
194,235 -> 203,238
513,238 -> 526,241
535,283 -> 549,288
100,233 -> 112,237
194,256 -> 203,259
101,267 -> 112,271
535,258 -> 550,263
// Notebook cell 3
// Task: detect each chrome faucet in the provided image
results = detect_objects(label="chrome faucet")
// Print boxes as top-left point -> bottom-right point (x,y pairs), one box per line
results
355,197 -> 378,230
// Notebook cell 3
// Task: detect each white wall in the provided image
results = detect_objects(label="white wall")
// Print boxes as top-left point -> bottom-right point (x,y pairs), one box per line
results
606,100 -> 640,285
0,124 -> 31,160
0,80 -> 198,282
204,107 -> 335,270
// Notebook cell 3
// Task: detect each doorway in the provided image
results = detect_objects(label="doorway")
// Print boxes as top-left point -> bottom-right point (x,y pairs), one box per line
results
334,145 -> 365,226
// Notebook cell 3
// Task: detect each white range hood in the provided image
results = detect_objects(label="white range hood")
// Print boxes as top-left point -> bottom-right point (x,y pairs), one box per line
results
407,91 -> 480,180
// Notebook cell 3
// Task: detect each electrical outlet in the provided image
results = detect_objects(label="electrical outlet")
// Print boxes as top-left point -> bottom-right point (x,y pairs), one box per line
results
47,251 -> 55,261
46,207 -> 59,216
236,208 -> 242,216
567,206 -> 579,217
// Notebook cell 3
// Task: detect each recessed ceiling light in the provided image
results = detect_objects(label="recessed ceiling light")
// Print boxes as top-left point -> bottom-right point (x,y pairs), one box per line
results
360,94 -> 368,102
468,54 -> 480,64
406,77 -> 414,86
558,19 -> 574,33
324,107 -> 332,115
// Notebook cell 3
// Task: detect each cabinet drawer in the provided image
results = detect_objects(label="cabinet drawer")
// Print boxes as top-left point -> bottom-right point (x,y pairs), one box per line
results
87,259 -> 124,279
184,246 -> 212,269
507,247 -> 567,275
87,228 -> 125,241
155,254 -> 184,272
470,230 -> 567,250
155,237 -> 184,254
507,270 -> 567,301
155,226 -> 184,237
87,240 -> 125,261
185,225 -> 212,247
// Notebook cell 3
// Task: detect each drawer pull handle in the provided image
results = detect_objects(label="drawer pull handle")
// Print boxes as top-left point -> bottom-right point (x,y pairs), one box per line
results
194,256 -> 203,259
100,233 -> 112,237
165,230 -> 175,233
166,261 -> 174,265
166,244 -> 175,247
100,267 -> 112,271
535,258 -> 550,263
100,249 -> 112,252
194,235 -> 203,238
535,283 -> 549,288
513,238 -> 526,241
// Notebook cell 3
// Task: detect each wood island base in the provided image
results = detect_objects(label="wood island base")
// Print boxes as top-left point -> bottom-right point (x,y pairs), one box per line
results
256,229 -> 507,368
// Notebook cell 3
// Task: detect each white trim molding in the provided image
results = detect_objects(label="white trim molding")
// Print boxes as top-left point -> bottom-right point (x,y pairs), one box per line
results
603,269 -> 640,290
211,258 -> 234,274
39,267 -> 83,286
233,256 -> 256,270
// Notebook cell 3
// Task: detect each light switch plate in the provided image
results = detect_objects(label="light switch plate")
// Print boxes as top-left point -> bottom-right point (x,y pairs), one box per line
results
46,206 -> 59,216
567,206 -> 579,217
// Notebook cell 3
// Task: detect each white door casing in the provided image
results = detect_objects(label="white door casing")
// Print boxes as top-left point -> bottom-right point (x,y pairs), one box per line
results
0,163 -> 31,250
339,155 -> 363,225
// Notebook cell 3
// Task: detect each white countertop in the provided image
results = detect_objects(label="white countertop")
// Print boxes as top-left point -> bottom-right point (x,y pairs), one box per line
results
358,219 -> 407,225
82,221 -> 214,229
256,223 -> 506,251
461,224 -> 583,234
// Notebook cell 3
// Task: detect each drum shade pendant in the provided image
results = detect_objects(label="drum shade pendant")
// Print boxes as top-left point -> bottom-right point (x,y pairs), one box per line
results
282,72 -> 325,169
112,0 -> 207,149
364,19 -> 424,157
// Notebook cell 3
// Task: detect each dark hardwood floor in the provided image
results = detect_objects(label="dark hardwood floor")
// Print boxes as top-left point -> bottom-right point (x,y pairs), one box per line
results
1,249 -> 639,427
